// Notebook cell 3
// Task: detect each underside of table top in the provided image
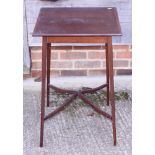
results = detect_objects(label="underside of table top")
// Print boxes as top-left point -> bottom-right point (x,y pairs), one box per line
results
33,7 -> 122,37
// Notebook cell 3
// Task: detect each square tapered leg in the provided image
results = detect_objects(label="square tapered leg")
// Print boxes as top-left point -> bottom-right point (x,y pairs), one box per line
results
105,43 -> 110,106
46,43 -> 51,107
40,37 -> 47,147
107,37 -> 117,146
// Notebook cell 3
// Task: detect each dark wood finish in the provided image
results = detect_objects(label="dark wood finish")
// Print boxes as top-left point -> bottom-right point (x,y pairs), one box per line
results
44,94 -> 78,120
46,43 -> 51,107
32,7 -> 122,147
33,7 -> 122,37
105,44 -> 110,106
40,37 -> 47,147
78,93 -> 112,120
49,84 -> 77,94
44,87 -> 112,121
107,37 -> 117,145
47,36 -> 108,43
81,84 -> 107,94
49,83 -> 107,94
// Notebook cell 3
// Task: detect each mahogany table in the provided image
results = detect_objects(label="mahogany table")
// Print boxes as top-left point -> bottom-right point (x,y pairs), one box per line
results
33,7 -> 122,147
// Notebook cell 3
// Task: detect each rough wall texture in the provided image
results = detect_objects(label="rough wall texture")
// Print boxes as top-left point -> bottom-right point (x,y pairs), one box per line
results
31,45 -> 132,77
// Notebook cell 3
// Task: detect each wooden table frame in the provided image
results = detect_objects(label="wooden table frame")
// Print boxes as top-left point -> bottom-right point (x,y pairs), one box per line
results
32,7 -> 122,147
40,36 -> 116,147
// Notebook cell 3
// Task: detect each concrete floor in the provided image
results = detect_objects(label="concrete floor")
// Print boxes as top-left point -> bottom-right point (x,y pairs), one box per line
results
23,76 -> 132,155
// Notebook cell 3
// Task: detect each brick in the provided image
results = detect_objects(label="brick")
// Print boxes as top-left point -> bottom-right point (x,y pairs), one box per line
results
113,45 -> 129,50
32,62 -> 41,69
114,60 -> 129,67
60,52 -> 86,59
116,69 -> 132,75
23,74 -> 31,79
31,71 -> 41,77
102,61 -> 106,67
50,61 -> 72,68
130,61 -> 132,67
31,70 -> 60,77
61,70 -> 87,76
30,44 -> 132,78
88,52 -> 105,59
75,61 -> 100,68
88,70 -> 106,76
129,45 -> 132,49
74,46 -> 105,50
31,52 -> 58,60
51,46 -> 72,50
31,47 -> 40,51
30,45 -> 107,51
50,52 -> 58,59
116,51 -> 132,59
31,53 -> 41,60
114,69 -> 117,76
50,70 -> 60,77
51,46 -> 105,50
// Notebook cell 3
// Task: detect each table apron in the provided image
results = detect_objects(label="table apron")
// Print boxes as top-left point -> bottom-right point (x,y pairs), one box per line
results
46,36 -> 109,44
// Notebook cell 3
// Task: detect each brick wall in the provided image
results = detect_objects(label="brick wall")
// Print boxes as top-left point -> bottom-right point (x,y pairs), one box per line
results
30,45 -> 132,77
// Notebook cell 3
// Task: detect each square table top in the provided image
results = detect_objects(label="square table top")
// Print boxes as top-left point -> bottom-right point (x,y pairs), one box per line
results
33,7 -> 122,37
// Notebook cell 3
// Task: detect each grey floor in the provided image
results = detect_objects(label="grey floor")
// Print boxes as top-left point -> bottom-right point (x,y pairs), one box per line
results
23,87 -> 131,155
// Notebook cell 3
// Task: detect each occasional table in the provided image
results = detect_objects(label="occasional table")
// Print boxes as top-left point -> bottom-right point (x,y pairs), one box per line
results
32,7 -> 122,147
